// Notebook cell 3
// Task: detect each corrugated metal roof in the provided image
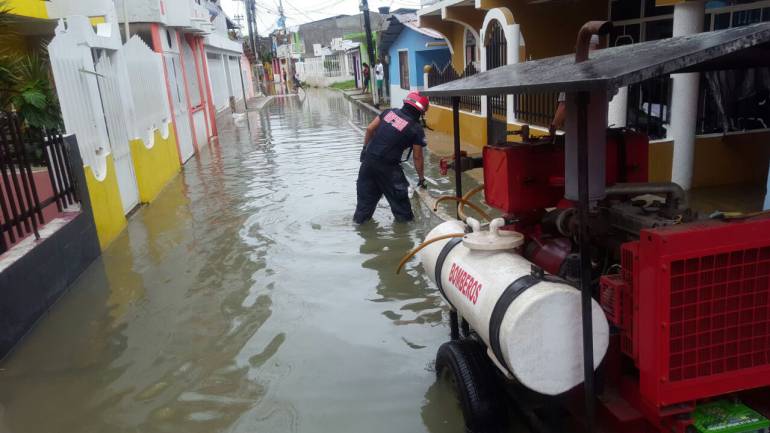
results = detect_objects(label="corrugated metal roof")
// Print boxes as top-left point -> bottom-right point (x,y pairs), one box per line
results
423,22 -> 770,97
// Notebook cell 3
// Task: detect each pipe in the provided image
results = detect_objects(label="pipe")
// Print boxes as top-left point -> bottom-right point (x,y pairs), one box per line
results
575,90 -> 596,433
434,196 -> 491,222
396,233 -> 465,274
458,184 -> 485,222
605,182 -> 688,211
452,97 -> 462,218
575,21 -> 612,63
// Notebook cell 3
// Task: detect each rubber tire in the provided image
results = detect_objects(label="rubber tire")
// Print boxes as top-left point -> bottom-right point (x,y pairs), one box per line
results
435,339 -> 507,433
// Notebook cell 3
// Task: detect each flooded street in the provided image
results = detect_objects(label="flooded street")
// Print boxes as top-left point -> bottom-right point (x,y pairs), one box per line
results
0,89 -> 467,433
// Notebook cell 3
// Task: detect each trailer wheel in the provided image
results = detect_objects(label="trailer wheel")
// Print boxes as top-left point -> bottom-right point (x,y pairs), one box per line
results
435,340 -> 507,433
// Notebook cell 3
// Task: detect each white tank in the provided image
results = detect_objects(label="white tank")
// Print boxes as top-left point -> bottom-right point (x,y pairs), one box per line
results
420,219 -> 609,396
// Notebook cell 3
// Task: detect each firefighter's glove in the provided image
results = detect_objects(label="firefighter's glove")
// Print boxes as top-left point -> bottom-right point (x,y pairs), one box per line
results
417,178 -> 427,189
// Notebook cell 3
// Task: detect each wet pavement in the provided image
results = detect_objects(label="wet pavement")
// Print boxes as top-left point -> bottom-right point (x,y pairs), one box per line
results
0,89 -> 471,433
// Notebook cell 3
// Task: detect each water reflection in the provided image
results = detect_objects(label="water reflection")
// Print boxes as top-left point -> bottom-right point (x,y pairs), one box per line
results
0,89 -> 466,433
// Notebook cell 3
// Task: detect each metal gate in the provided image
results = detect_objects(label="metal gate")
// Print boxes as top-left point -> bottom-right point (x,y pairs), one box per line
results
485,20 -> 508,145
48,22 -> 140,214
95,50 -> 140,213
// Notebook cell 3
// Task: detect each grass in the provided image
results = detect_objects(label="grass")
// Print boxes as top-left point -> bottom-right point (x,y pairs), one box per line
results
329,80 -> 356,90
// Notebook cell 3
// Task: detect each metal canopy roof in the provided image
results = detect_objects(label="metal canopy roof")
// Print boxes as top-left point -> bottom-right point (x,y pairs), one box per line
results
422,22 -> 770,97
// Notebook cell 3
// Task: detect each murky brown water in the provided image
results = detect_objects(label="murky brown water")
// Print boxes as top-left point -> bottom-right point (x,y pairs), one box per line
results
0,90 -> 468,433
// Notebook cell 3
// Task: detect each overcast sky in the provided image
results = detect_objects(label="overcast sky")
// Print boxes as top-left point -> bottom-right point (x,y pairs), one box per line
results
220,0 -> 425,36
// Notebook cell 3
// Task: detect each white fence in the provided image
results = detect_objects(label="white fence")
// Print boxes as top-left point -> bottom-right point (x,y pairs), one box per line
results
48,18 -> 112,180
124,36 -> 171,145
296,53 -> 353,87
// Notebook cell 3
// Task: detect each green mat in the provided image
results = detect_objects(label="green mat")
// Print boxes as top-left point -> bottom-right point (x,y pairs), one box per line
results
693,401 -> 769,433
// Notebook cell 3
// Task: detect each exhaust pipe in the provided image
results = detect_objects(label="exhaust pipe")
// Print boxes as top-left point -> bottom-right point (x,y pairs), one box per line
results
575,21 -> 612,63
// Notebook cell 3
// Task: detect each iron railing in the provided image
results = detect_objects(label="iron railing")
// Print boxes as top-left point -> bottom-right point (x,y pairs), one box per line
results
426,62 -> 481,113
626,75 -> 672,140
0,114 -> 78,254
485,20 -> 508,144
514,92 -> 560,128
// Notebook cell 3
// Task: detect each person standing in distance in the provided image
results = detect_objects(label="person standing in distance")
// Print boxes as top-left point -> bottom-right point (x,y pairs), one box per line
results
354,92 -> 430,224
362,63 -> 371,94
374,59 -> 384,98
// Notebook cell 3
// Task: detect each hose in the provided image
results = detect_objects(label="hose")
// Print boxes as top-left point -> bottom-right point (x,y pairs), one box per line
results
396,233 -> 465,274
434,196 -> 491,222
458,184 -> 485,222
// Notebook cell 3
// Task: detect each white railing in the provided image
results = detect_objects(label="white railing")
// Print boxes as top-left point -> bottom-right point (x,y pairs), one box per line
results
48,19 -> 112,180
298,53 -> 352,87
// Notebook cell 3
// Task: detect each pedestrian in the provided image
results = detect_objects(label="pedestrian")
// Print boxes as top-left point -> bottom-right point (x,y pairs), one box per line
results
293,71 -> 302,92
374,59 -> 384,98
354,91 -> 430,224
362,63 -> 370,94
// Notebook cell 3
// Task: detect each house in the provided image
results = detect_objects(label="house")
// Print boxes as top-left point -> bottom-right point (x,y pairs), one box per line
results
416,0 -> 770,209
0,0 -> 255,358
379,13 -> 451,108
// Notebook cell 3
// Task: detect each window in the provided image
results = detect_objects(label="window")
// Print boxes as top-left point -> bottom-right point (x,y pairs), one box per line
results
465,29 -> 477,66
611,0 -> 641,21
399,51 -> 409,90
645,19 -> 673,40
610,23 -> 640,46
644,0 -> 673,17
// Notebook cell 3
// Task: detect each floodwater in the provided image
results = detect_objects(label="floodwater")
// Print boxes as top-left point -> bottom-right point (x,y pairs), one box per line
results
0,89 -> 470,433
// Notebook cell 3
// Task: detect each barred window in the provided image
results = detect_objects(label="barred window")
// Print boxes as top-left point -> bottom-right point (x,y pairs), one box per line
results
399,51 -> 409,90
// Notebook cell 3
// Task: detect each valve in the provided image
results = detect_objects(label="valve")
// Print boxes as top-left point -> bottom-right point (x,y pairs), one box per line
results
439,152 -> 483,176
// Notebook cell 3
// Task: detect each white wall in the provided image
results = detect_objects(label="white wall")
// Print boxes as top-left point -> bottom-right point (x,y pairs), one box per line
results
390,85 -> 410,109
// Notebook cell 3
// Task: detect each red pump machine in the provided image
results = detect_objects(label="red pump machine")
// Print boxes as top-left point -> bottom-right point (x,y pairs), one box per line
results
421,21 -> 770,433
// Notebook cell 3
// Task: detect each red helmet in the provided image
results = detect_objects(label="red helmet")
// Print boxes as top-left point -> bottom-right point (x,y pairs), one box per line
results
404,91 -> 430,113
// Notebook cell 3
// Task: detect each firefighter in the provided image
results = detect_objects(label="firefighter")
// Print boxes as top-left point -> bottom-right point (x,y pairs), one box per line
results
353,91 -> 430,224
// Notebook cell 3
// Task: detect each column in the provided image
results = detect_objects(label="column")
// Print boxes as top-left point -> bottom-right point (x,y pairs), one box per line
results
506,23 -> 520,124
669,0 -> 705,190
480,43 -> 487,117
608,86 -> 628,128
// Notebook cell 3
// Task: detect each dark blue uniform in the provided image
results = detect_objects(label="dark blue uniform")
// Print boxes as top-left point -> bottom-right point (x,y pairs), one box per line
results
354,108 -> 427,223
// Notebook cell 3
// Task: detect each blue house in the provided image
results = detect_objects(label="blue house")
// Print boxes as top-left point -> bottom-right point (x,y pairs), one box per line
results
379,13 -> 451,108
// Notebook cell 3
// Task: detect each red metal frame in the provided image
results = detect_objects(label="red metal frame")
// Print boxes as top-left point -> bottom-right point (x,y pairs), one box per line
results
186,34 -> 211,143
197,38 -> 218,138
176,31 -> 199,153
151,24 -> 184,165
636,217 -> 770,413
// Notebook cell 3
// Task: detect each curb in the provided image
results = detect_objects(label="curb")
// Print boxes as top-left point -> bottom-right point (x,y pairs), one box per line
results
335,88 -> 382,115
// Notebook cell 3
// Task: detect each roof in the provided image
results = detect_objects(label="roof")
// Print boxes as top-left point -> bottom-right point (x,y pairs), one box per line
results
423,22 -> 770,97
379,13 -> 446,53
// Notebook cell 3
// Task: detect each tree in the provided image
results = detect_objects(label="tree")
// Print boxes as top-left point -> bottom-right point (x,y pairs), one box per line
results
0,1 -> 62,130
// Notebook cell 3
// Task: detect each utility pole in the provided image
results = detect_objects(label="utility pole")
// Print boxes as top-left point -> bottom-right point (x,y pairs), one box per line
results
360,0 -> 379,106
243,0 -> 257,60
277,0 -> 292,90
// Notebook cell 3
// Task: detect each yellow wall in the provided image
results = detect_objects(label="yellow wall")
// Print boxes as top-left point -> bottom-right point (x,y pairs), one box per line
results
129,126 -> 181,204
649,140 -> 675,183
649,131 -> 770,188
6,0 -> 48,19
84,156 -> 127,250
426,105 -> 488,147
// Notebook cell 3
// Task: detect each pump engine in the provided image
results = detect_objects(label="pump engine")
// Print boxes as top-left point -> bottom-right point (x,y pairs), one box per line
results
424,127 -> 770,433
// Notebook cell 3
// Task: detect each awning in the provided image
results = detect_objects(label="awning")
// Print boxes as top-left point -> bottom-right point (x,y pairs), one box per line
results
422,22 -> 770,97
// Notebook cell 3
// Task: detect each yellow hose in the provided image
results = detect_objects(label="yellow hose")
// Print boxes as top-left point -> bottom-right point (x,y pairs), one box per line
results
434,196 -> 491,222
458,184 -> 485,222
396,233 -> 465,274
